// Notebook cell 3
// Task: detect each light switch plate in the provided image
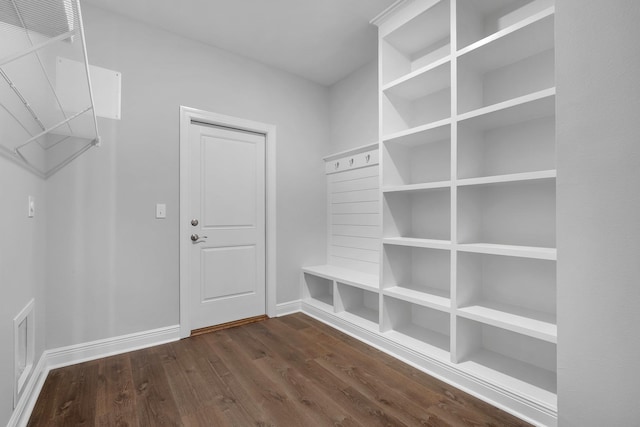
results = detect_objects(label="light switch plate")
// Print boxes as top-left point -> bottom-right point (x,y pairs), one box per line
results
156,203 -> 166,219
27,196 -> 34,218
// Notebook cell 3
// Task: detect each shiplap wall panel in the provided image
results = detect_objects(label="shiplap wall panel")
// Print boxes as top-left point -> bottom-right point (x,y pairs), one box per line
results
332,201 -> 379,214
332,176 -> 379,193
330,256 -> 379,276
330,165 -> 379,182
332,213 -> 380,226
331,245 -> 380,263
327,149 -> 380,275
332,189 -> 379,204
333,224 -> 381,239
332,235 -> 380,251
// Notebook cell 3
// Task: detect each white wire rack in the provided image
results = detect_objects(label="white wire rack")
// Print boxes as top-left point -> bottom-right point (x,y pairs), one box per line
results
0,0 -> 100,178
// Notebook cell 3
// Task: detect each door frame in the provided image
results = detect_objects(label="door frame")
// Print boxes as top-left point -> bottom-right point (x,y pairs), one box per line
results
179,106 -> 277,338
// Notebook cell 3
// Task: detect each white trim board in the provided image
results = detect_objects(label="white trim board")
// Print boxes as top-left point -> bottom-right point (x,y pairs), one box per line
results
276,300 -> 302,317
7,325 -> 180,427
179,106 -> 277,338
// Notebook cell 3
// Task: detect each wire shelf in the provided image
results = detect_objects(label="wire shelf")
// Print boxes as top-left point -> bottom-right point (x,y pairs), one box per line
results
0,0 -> 99,178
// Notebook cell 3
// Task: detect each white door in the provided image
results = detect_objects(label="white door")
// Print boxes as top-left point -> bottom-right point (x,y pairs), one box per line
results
188,122 -> 266,331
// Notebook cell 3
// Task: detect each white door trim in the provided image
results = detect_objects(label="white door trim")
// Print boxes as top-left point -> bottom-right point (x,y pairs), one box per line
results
179,106 -> 277,338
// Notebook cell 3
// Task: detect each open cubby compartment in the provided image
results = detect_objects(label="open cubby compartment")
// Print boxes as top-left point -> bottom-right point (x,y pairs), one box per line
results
455,318 -> 557,407
335,283 -> 380,329
382,83 -> 451,137
381,0 -> 450,85
457,252 -> 556,342
383,188 -> 451,241
457,100 -> 555,179
458,180 -> 555,249
302,273 -> 334,311
382,295 -> 450,359
383,244 -> 451,310
457,11 -> 554,115
383,123 -> 451,187
457,0 -> 555,50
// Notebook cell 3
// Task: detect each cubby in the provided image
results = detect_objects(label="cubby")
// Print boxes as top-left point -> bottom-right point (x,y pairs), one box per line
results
458,180 -> 555,250
457,0 -> 554,50
457,8 -> 555,115
383,123 -> 451,188
382,82 -> 451,136
381,0 -> 450,85
458,104 -> 555,180
336,283 -> 379,329
382,296 -> 450,359
302,273 -> 333,311
383,188 -> 451,241
457,252 -> 556,342
383,244 -> 450,310
456,318 -> 557,407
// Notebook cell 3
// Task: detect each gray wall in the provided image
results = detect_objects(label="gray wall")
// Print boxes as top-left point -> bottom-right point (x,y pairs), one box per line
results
0,161 -> 46,426
328,61 -> 378,155
44,4 -> 329,349
556,1 -> 640,425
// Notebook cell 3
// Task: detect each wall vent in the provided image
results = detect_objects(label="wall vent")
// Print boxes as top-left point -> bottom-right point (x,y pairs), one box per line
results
13,298 -> 34,408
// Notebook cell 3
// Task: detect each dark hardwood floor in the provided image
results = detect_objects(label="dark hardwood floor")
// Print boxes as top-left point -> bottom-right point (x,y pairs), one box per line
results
28,313 -> 532,426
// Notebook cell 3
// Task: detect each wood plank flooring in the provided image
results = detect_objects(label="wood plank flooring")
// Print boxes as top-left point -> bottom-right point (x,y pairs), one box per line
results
28,313 -> 532,426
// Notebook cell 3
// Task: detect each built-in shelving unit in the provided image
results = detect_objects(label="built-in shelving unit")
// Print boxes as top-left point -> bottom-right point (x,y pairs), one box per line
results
302,1 -> 557,425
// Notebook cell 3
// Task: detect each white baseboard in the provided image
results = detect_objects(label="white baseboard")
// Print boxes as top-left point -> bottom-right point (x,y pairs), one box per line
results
7,324 -> 180,427
275,300 -> 301,317
7,351 -> 48,427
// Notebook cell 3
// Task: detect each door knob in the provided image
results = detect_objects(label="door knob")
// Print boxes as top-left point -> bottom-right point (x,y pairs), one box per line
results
191,219 -> 199,226
191,234 -> 207,242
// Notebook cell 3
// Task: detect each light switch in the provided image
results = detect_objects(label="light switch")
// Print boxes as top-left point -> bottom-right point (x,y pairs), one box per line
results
28,196 -> 35,218
156,203 -> 166,219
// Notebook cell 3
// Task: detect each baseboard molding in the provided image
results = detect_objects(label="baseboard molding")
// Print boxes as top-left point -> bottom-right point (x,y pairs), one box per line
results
276,300 -> 301,316
300,302 -> 556,427
7,350 -> 48,427
7,324 -> 180,427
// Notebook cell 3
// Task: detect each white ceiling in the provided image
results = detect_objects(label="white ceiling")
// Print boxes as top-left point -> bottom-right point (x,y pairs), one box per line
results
82,0 -> 397,86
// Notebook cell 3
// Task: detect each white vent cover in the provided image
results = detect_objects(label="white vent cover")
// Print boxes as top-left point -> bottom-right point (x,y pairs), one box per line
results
13,298 -> 34,408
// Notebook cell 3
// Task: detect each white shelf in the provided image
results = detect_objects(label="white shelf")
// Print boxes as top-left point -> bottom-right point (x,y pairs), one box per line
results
383,181 -> 451,193
458,8 -> 555,72
384,286 -> 450,312
383,237 -> 452,251
457,170 -> 556,187
458,88 -> 555,132
381,0 -> 451,85
458,301 -> 556,343
457,243 -> 556,260
458,349 -> 557,409
384,326 -> 450,361
303,296 -> 333,313
382,118 -> 451,145
383,57 -> 451,100
458,88 -> 556,124
303,265 -> 379,292
337,307 -> 379,331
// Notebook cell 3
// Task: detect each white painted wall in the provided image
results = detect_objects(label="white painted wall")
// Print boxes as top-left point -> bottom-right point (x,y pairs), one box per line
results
328,61 -> 378,154
556,1 -> 640,425
0,161 -> 46,426
44,4 -> 329,349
